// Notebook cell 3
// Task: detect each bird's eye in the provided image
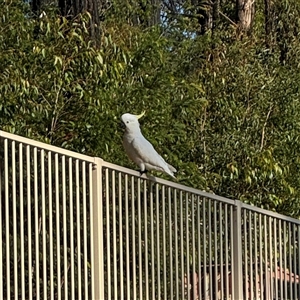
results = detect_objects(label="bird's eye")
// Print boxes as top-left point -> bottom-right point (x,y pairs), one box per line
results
126,121 -> 129,124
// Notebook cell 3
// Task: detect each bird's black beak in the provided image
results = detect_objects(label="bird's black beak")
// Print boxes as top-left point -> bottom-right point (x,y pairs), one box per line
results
120,121 -> 125,129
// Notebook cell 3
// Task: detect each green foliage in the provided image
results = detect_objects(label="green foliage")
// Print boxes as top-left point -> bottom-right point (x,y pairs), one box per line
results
2,1 -> 300,299
2,0 -> 300,218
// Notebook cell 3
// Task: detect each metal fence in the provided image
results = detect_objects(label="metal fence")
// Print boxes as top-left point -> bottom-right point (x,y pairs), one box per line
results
241,205 -> 300,300
0,131 -> 103,300
0,130 -> 300,300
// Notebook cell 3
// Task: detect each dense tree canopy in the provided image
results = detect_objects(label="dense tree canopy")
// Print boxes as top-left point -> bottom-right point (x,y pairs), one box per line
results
2,0 -> 300,217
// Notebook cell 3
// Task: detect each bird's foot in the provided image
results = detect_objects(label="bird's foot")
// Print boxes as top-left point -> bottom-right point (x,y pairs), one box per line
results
139,170 -> 148,176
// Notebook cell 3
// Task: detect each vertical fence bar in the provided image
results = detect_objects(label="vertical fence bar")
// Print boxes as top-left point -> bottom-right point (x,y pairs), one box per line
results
138,177 -> 143,300
186,193 -> 190,300
233,201 -> 243,300
230,205 -> 234,300
162,186 -> 166,300
220,202 -> 224,300
258,214 -> 263,299
208,199 -> 212,298
293,224 -> 297,300
244,210 -> 248,300
254,213 -> 258,300
284,222 -> 287,299
195,196 -> 202,299
130,176 -> 135,299
269,217 -> 273,300
169,187 -> 174,298
105,168 -> 111,299
214,201 -> 218,300
156,184 -> 161,300
82,162 -> 88,298
48,152 -> 54,300
34,147 -> 40,300
144,180 -> 149,300
250,211 -> 253,300
112,170 -> 117,299
91,158 -> 104,300
12,141 -> 18,299
62,156 -> 68,300
180,191 -> 184,298
27,145 -> 32,300
174,190 -> 179,300
118,172 -> 123,299
69,158 -> 75,299
192,195 -> 196,300
119,173 -> 124,299
41,149 -> 47,300
150,182 -> 155,300
55,153 -> 61,300
89,163 -> 94,297
125,174 -> 130,300
279,219 -> 283,300
168,187 -> 173,298
0,139 -> 3,299
288,223 -> 292,300
274,219 -> 278,300
5,138 -> 10,300
225,204 -> 229,300
203,198 -> 207,299
298,225 -> 300,298
264,216 -> 269,300
75,160 -> 82,300
197,197 -> 202,300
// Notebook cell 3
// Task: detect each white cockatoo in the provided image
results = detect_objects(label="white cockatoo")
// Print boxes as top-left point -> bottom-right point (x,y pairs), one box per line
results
121,112 -> 177,178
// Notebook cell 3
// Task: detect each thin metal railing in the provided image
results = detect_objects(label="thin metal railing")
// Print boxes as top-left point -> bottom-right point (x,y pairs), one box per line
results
1,130 -> 300,299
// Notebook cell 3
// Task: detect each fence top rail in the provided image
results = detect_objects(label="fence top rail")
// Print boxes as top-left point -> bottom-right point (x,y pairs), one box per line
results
102,161 -> 237,205
0,130 -> 96,163
241,202 -> 300,225
2,130 -> 300,224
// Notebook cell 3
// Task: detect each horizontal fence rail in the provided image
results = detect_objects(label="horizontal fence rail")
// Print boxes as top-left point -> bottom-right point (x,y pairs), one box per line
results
1,130 -> 300,299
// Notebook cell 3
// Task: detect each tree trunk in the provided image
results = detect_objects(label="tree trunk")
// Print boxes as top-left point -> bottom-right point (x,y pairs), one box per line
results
236,0 -> 255,33
56,0 -> 101,41
264,0 -> 273,48
133,0 -> 161,27
151,0 -> 161,26
198,7 -> 213,34
31,0 -> 42,15
58,0 -> 73,17
191,0 -> 212,34
212,0 -> 220,25
87,0 -> 100,40
191,0 -> 219,35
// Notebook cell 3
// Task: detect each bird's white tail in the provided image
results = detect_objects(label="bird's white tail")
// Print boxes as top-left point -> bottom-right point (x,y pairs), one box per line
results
165,164 -> 176,178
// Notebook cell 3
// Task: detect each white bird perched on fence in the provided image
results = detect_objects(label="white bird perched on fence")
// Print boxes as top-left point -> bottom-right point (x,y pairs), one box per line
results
121,111 -> 177,178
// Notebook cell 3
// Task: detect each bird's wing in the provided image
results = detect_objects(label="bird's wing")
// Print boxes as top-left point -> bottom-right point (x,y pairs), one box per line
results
158,154 -> 177,172
132,136 -> 168,169
167,163 -> 177,173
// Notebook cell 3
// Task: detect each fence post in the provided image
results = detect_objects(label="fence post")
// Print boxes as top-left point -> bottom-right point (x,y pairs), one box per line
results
91,157 -> 104,300
233,200 -> 243,299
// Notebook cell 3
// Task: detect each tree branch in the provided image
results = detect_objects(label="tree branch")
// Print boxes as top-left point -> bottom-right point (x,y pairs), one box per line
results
219,10 -> 237,27
260,105 -> 273,151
